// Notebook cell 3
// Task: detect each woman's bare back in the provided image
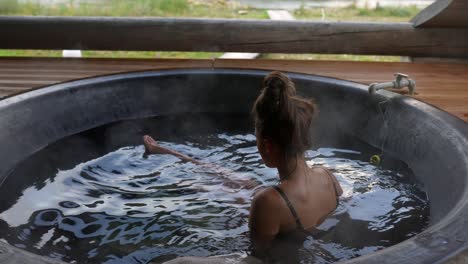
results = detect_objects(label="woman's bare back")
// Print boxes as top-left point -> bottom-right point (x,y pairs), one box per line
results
251,166 -> 342,239
249,164 -> 343,253
276,166 -> 342,232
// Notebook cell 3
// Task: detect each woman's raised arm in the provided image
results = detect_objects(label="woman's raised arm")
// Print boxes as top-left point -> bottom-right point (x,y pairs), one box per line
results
143,135 -> 258,189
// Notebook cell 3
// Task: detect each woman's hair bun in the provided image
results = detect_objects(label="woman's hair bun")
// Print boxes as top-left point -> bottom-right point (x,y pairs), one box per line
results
263,71 -> 296,97
253,71 -> 318,157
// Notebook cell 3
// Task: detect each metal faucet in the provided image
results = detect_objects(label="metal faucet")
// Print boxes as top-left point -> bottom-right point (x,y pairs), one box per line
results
368,73 -> 416,95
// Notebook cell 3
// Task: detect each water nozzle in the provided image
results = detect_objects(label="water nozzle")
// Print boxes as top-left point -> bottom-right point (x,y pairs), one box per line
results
368,73 -> 416,95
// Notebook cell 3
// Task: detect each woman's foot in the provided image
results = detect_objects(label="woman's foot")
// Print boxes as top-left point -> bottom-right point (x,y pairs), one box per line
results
143,135 -> 171,155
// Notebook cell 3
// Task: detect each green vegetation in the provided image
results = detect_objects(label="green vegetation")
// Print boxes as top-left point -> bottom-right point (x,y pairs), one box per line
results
294,5 -> 421,22
260,53 -> 403,62
0,1 -> 422,61
0,0 -> 18,13
0,49 -> 62,57
0,49 -> 402,62
0,49 -> 223,59
0,0 -> 268,19
357,5 -> 421,18
83,51 -> 223,59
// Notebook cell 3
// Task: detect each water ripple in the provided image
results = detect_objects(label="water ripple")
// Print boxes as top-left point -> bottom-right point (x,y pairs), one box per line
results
0,133 -> 428,264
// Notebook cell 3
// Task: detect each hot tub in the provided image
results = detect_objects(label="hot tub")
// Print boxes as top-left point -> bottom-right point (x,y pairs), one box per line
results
0,69 -> 466,264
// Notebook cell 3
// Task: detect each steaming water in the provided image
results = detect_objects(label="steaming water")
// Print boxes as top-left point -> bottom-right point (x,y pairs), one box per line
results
0,117 -> 428,264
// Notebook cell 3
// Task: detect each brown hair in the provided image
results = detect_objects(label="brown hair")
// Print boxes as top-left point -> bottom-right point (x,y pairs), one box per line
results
252,71 -> 317,158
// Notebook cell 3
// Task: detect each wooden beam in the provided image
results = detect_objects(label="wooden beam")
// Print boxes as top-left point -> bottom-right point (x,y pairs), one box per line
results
412,0 -> 468,28
0,16 -> 468,58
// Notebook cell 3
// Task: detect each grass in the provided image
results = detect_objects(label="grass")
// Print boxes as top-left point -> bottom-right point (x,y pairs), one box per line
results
0,49 -> 402,62
0,1 -> 423,61
83,51 -> 223,59
357,5 -> 421,18
0,0 -> 18,13
294,5 -> 422,22
0,49 -> 223,59
0,49 -> 62,57
0,0 -> 268,19
260,53 -> 404,62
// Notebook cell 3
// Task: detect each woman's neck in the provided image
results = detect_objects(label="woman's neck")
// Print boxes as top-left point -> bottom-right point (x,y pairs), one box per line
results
277,154 -> 307,182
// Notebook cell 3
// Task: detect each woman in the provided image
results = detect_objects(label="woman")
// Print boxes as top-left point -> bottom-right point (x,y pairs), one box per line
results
143,71 -> 342,258
248,71 -> 342,258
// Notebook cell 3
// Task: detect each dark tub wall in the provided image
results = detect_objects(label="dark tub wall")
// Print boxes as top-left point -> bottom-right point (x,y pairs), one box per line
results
0,71 -> 372,183
293,72 -> 468,222
340,92 -> 468,264
0,71 -> 260,182
361,96 -> 468,222
0,69 -> 467,264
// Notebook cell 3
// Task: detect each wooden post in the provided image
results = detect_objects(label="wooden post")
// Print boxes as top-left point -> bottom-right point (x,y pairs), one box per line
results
412,0 -> 468,28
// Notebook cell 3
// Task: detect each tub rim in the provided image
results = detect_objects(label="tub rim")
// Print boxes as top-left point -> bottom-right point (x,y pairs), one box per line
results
0,68 -> 466,264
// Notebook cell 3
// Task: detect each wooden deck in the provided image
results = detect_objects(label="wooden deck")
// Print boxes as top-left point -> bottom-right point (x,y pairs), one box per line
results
0,57 -> 467,122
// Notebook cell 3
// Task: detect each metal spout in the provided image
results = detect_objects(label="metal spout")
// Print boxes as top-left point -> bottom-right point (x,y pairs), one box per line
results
369,73 -> 416,95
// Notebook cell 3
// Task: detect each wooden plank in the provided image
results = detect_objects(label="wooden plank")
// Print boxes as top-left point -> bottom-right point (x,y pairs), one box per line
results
1,16 -> 468,58
412,0 -> 468,28
215,59 -> 468,122
0,57 -> 213,97
0,57 -> 466,122
215,59 -> 468,82
0,57 -> 212,73
0,57 -> 209,68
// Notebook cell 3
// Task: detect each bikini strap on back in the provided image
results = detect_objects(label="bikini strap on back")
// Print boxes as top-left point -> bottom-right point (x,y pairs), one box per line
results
273,186 -> 304,230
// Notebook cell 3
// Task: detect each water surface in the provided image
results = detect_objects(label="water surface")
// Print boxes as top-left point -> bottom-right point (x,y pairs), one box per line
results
0,117 -> 429,263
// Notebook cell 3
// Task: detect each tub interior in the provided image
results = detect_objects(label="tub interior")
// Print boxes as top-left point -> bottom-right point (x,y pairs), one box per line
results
0,113 -> 429,263
0,70 -> 466,264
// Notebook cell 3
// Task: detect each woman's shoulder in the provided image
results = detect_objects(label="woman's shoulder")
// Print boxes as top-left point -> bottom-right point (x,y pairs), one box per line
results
309,165 -> 332,174
252,186 -> 282,208
249,186 -> 285,236
251,185 -> 294,226
309,165 -> 343,197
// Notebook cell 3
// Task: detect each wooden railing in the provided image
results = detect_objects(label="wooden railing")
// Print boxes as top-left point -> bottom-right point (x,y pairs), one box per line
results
1,16 -> 467,58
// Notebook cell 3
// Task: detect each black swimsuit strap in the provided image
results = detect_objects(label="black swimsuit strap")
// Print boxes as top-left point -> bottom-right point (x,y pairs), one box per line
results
273,186 -> 304,230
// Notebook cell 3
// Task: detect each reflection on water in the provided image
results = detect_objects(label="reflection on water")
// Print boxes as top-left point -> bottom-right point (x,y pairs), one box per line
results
0,120 -> 428,264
